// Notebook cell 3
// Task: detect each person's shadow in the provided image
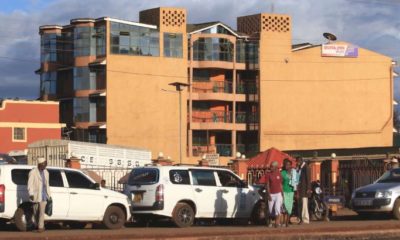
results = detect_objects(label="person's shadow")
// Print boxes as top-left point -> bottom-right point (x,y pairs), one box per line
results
214,190 -> 227,218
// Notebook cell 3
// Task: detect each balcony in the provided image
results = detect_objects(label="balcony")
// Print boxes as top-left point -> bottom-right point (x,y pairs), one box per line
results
190,110 -> 247,130
191,81 -> 247,102
192,144 -> 233,157
237,144 -> 259,157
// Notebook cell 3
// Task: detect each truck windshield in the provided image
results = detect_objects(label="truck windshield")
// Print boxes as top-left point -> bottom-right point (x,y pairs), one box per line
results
128,168 -> 159,185
376,168 -> 400,183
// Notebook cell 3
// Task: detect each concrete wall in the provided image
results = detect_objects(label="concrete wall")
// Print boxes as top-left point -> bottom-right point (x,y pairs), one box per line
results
255,14 -> 393,151
106,8 -> 188,163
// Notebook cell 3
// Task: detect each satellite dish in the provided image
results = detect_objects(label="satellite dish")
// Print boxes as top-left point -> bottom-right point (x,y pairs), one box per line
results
323,32 -> 337,42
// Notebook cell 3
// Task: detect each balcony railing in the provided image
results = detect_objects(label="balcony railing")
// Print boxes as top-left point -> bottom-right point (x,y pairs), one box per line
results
192,81 -> 233,94
192,110 -> 232,123
192,144 -> 232,157
236,81 -> 258,94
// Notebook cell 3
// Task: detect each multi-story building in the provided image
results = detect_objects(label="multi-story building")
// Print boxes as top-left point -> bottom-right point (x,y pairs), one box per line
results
0,99 -> 65,153
38,7 -> 395,165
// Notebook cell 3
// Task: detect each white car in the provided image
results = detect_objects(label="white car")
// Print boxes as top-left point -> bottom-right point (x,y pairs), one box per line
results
124,166 -> 264,227
0,165 -> 131,231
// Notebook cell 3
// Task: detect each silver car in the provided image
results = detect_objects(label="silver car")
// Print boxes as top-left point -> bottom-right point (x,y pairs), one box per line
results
351,168 -> 400,219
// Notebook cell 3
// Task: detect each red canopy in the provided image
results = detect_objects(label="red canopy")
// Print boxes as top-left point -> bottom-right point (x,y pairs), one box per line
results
247,147 -> 295,169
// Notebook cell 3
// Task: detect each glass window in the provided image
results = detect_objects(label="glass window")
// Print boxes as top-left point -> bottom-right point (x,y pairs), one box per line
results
128,168 -> 159,185
74,27 -> 96,57
164,33 -> 183,58
191,170 -> 216,186
217,171 -> 243,188
95,25 -> 106,56
41,33 -> 59,63
40,71 -> 57,95
73,67 -> 97,90
11,169 -> 30,185
13,127 -> 26,141
193,38 -> 233,62
110,22 -> 159,57
193,69 -> 210,82
48,170 -> 64,187
65,171 -> 95,189
169,170 -> 190,185
73,97 -> 90,122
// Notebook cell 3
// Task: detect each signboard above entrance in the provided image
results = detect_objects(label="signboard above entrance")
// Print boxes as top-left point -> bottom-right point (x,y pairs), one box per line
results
321,44 -> 358,58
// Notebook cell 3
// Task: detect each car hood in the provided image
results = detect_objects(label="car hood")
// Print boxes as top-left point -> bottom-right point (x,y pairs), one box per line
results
102,188 -> 128,199
356,182 -> 400,192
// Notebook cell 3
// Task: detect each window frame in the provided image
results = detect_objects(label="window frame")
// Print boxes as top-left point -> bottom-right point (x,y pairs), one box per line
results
12,127 -> 27,142
64,170 -> 97,190
190,169 -> 217,187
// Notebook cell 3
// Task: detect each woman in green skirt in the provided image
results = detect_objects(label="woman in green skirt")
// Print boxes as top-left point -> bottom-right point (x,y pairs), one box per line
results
281,159 -> 296,227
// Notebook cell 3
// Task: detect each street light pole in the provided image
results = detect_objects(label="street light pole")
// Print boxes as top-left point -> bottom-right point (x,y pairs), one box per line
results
169,82 -> 189,164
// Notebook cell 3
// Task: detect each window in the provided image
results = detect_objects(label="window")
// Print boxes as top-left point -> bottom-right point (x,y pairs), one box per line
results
13,127 -> 26,141
128,168 -> 159,185
110,22 -> 160,57
73,67 -> 97,90
193,69 -> 210,82
164,33 -> 183,58
95,25 -> 106,56
40,71 -> 57,95
74,27 -> 96,57
191,170 -> 216,186
11,169 -> 30,185
217,171 -> 243,188
193,38 -> 234,62
41,33 -> 58,63
48,170 -> 64,187
169,170 -> 190,185
65,171 -> 95,189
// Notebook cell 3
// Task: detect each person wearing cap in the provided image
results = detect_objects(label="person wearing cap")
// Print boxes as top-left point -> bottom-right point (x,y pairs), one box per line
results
28,157 -> 51,232
265,160 -> 283,228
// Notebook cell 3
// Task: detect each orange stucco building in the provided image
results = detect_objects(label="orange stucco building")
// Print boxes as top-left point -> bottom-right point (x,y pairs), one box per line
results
0,100 -> 65,153
38,7 -> 395,165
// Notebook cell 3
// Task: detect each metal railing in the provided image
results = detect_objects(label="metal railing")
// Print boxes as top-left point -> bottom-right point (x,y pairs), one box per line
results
192,81 -> 233,93
192,144 -> 232,157
81,164 -> 132,192
236,81 -> 258,94
192,110 -> 232,123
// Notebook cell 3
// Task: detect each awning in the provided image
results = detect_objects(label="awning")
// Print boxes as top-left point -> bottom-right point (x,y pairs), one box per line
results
89,91 -> 106,97
247,147 -> 295,169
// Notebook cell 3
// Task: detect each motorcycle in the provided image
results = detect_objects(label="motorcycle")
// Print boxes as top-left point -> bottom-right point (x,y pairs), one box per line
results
309,180 -> 329,221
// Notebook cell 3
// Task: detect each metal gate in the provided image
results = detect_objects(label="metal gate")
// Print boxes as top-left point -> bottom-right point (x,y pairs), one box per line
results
321,158 -> 385,205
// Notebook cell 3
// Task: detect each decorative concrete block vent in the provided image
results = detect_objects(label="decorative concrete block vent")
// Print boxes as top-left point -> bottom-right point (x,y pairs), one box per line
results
238,15 -> 261,35
262,15 -> 290,32
162,9 -> 186,27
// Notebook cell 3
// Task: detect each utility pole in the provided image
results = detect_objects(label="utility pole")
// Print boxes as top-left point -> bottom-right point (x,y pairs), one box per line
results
169,82 -> 190,164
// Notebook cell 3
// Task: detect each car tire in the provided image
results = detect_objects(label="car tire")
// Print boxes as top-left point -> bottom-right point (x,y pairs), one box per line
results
393,199 -> 400,220
172,203 -> 195,228
251,201 -> 266,225
103,206 -> 126,229
14,207 -> 30,232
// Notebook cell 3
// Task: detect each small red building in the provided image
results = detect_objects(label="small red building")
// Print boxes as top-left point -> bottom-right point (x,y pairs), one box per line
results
0,99 -> 65,153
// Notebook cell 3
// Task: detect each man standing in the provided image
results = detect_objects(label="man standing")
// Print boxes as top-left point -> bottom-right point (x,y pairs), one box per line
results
265,161 -> 283,228
296,156 -> 311,224
28,157 -> 51,232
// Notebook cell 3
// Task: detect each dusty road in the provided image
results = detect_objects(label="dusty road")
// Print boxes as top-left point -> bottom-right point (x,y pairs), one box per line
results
1,211 -> 400,240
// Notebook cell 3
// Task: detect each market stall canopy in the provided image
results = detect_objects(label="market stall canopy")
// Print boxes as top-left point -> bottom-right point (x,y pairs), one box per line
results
247,147 -> 295,169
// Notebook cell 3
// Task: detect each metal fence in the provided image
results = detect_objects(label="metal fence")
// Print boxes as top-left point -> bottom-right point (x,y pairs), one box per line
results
81,164 -> 132,192
321,158 -> 386,205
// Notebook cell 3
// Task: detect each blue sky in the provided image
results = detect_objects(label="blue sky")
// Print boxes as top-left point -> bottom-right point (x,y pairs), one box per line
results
0,0 -> 399,99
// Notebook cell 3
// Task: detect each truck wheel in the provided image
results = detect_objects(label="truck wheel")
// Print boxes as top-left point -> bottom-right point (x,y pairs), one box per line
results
393,199 -> 400,220
14,207 -> 30,232
172,203 -> 194,228
103,206 -> 126,229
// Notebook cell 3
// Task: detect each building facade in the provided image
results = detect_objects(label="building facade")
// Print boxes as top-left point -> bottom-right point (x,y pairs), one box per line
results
38,7 -> 395,165
0,100 -> 64,153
